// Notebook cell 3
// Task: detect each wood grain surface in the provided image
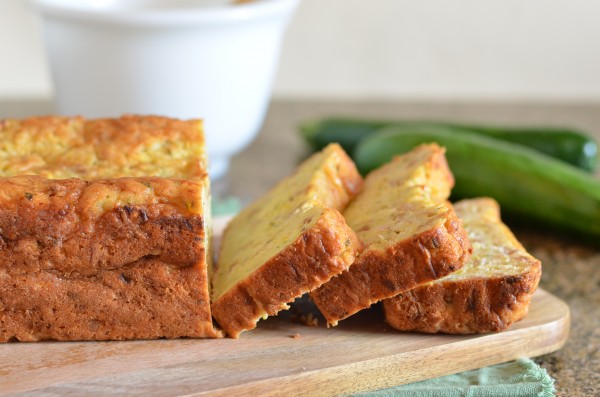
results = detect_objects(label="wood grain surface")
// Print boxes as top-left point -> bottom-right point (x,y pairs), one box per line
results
0,217 -> 570,397
0,288 -> 569,397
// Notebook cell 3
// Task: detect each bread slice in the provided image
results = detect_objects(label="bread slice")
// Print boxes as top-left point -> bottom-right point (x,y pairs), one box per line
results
383,197 -> 541,334
310,144 -> 472,326
211,144 -> 363,338
0,116 -> 220,341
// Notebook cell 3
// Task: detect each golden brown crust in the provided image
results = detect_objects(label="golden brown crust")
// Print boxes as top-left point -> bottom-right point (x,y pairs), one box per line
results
382,269 -> 541,334
0,116 -> 218,341
0,176 -> 204,274
211,144 -> 363,337
309,144 -> 471,326
211,208 -> 362,338
0,175 -> 220,341
310,206 -> 471,325
0,115 -> 206,180
382,197 -> 542,334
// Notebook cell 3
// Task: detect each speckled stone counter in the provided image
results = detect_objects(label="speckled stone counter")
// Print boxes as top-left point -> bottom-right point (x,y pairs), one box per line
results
227,100 -> 600,397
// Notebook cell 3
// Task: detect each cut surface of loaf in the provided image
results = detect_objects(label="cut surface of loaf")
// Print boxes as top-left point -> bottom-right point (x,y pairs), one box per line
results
311,144 -> 472,326
383,197 -> 542,334
0,116 -> 220,341
212,144 -> 363,338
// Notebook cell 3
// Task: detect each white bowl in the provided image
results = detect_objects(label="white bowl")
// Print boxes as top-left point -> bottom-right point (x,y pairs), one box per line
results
32,0 -> 299,179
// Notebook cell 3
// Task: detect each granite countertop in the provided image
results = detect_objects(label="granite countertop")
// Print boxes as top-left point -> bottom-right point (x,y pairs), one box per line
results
227,100 -> 600,397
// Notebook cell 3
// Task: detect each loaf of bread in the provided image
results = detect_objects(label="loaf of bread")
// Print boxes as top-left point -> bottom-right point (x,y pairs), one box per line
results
0,115 -> 220,341
212,144 -> 363,338
310,144 -> 472,326
383,198 -> 541,333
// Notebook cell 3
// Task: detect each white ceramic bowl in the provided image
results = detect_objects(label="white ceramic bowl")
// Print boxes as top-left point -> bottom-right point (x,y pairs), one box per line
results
32,0 -> 299,179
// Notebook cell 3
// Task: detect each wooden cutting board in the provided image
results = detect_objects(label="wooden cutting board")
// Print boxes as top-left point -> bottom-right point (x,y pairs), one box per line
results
0,288 -> 569,397
0,216 -> 570,397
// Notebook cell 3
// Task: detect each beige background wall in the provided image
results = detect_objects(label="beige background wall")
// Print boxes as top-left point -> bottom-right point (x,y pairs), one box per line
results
1,0 -> 599,102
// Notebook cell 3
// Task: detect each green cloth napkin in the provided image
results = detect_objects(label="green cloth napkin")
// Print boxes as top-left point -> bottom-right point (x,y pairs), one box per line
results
348,358 -> 555,397
212,201 -> 556,397
212,196 -> 243,217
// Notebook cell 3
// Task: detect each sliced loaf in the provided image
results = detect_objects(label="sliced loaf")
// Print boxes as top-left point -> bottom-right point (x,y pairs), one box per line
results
311,144 -> 472,326
211,144 -> 363,337
383,197 -> 541,333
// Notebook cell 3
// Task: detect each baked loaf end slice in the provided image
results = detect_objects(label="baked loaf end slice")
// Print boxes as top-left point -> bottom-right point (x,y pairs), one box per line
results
0,116 -> 220,341
212,144 -> 363,338
311,144 -> 472,326
383,198 -> 541,334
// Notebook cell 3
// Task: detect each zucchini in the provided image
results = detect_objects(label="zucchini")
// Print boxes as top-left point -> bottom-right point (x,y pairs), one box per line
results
302,119 -> 388,153
301,118 -> 598,172
354,125 -> 600,241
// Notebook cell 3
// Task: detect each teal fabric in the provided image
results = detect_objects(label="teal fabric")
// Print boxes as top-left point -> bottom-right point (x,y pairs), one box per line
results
348,358 -> 555,397
212,202 -> 556,397
212,196 -> 242,216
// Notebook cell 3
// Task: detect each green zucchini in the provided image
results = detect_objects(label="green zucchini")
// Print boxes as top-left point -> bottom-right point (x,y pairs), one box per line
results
354,125 -> 600,241
301,118 -> 598,172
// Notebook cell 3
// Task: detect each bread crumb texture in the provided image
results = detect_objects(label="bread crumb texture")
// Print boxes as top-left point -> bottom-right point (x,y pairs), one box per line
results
382,197 -> 541,334
0,115 -> 220,341
0,115 -> 206,180
311,144 -> 472,326
212,144 -> 363,337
